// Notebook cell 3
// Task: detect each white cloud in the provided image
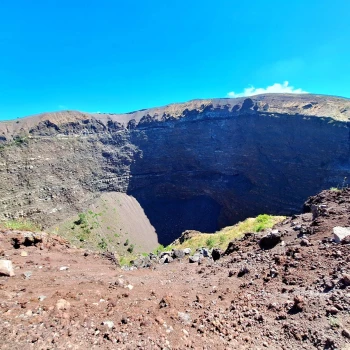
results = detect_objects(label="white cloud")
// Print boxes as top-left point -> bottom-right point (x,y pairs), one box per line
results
227,81 -> 308,98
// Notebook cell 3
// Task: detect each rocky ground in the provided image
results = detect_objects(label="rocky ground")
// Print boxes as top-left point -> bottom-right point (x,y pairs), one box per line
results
1,189 -> 350,349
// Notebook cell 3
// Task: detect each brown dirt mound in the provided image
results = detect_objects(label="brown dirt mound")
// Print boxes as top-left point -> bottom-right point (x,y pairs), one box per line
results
1,189 -> 350,349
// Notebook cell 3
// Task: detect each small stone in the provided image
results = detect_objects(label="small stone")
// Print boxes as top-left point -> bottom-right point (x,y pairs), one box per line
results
172,249 -> 185,259
300,239 -> 309,247
342,328 -> 350,339
0,260 -> 15,277
182,329 -> 189,336
38,295 -> 47,301
159,295 -> 171,308
342,235 -> 350,244
56,299 -> 71,311
201,248 -> 210,257
20,251 -> 28,257
103,321 -> 114,329
342,273 -> 350,286
115,278 -> 125,287
270,268 -> 278,278
183,248 -> 191,255
159,251 -> 172,258
189,254 -> 201,263
327,307 -> 339,315
59,266 -> 69,271
237,265 -> 250,277
159,255 -> 173,264
22,271 -> 32,279
178,312 -> 191,324
155,316 -> 164,324
293,295 -> 304,312
25,310 -> 33,317
294,253 -> 302,260
126,284 -> 134,290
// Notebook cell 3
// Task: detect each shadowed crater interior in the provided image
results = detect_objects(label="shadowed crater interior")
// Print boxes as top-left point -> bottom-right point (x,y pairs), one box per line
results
130,194 -> 221,245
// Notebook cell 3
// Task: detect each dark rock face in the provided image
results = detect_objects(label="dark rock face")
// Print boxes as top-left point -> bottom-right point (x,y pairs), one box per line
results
259,232 -> 282,250
0,94 -> 350,245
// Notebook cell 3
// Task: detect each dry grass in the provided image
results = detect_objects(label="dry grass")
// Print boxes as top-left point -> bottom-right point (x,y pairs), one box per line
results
0,219 -> 41,232
169,215 -> 285,252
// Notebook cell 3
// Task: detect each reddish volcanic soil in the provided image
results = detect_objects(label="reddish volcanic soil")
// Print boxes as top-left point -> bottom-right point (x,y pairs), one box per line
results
1,189 -> 350,349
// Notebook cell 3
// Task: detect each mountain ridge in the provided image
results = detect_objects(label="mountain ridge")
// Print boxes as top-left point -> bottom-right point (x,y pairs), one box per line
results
1,93 -> 350,140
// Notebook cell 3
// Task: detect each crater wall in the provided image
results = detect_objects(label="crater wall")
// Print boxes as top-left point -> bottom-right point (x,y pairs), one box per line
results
1,94 -> 349,244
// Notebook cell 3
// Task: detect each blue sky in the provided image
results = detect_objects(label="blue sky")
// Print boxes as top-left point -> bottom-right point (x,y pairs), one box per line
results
0,0 -> 349,120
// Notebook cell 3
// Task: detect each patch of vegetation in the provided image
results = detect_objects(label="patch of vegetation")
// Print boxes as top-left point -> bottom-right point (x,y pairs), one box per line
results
219,234 -> 226,244
170,215 -> 285,252
119,255 -> 134,266
98,238 -> 108,250
205,237 -> 215,249
152,244 -> 172,255
53,209 -> 112,250
329,316 -> 340,328
74,213 -> 88,226
1,135 -> 29,150
0,219 -> 41,232
13,135 -> 28,145
330,177 -> 348,192
252,214 -> 277,232
124,238 -> 129,246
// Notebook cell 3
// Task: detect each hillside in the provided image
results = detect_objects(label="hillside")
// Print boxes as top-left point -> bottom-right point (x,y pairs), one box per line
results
1,189 -> 350,349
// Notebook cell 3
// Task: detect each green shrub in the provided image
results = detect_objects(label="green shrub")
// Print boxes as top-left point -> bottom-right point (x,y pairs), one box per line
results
127,244 -> 135,254
119,256 -> 133,266
153,244 -> 164,254
98,238 -> 108,250
206,237 -> 215,248
74,213 -> 88,227
13,135 -> 28,145
153,244 -> 172,255
253,214 -> 274,232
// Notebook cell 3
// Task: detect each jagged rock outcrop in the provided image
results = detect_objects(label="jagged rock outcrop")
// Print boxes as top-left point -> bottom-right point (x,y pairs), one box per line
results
0,94 -> 350,244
